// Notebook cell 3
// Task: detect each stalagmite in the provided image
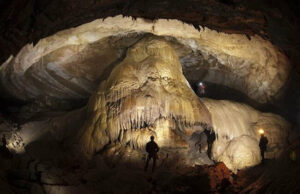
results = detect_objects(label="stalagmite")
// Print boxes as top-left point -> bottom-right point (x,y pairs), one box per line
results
78,36 -> 212,156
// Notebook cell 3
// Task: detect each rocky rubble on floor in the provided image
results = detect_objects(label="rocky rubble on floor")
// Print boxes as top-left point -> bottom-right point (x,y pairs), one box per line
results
1,144 -> 300,194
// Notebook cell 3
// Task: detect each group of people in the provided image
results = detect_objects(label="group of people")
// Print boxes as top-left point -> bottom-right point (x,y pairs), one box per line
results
144,129 -> 269,172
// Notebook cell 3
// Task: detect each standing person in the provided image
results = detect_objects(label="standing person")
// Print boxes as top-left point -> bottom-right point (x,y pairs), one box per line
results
144,136 -> 159,172
2,134 -> 7,147
1,134 -> 12,158
199,82 -> 206,95
259,133 -> 268,163
204,128 -> 216,159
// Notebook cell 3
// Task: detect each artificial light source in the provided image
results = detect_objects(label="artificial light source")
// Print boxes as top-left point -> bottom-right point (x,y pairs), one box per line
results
258,128 -> 264,134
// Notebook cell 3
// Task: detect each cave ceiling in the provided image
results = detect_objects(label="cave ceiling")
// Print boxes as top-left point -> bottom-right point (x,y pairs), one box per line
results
0,0 -> 299,125
0,15 -> 291,103
0,0 -> 299,65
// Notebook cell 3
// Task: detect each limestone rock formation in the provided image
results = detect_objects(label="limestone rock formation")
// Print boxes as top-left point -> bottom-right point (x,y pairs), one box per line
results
0,1 -> 299,193
0,16 -> 290,105
0,15 -> 293,173
203,98 -> 290,172
78,37 -> 212,156
217,135 -> 261,173
0,33 -> 144,101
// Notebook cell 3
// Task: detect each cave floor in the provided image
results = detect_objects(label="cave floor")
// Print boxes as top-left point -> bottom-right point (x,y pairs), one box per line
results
0,117 -> 299,194
1,146 -> 299,194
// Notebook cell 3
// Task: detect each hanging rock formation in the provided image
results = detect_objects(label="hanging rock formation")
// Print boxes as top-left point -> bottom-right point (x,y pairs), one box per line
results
78,36 -> 212,156
0,16 -> 290,105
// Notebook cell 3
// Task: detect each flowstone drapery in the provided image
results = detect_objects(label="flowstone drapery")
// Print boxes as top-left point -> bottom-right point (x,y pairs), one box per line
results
78,37 -> 212,156
203,98 -> 290,172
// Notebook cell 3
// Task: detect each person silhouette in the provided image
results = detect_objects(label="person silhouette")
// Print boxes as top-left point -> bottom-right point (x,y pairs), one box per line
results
0,134 -> 12,158
2,134 -> 7,147
259,133 -> 268,163
199,82 -> 205,94
144,136 -> 159,172
204,128 -> 216,159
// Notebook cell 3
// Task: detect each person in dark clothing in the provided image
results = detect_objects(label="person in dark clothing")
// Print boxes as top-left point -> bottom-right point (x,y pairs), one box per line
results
259,134 -> 268,162
204,128 -> 216,159
144,136 -> 159,172
0,134 -> 12,158
2,134 -> 7,147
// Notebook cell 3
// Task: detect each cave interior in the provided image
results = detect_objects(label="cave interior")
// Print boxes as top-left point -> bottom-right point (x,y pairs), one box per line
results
0,0 -> 300,193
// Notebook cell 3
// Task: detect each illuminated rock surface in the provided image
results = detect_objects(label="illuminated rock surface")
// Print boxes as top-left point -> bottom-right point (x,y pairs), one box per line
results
0,27 -> 291,171
0,15 -> 290,104
0,96 -> 291,173
203,98 -> 290,172
78,36 -> 212,155
0,1 -> 299,193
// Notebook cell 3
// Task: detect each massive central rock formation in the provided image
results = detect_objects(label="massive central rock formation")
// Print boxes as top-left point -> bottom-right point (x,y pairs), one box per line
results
78,37 -> 212,156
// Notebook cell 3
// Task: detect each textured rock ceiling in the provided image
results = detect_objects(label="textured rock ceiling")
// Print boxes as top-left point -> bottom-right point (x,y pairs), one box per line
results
0,15 -> 290,105
0,16 -> 291,170
0,0 -> 299,62
1,0 -> 299,125
0,0 -> 289,64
